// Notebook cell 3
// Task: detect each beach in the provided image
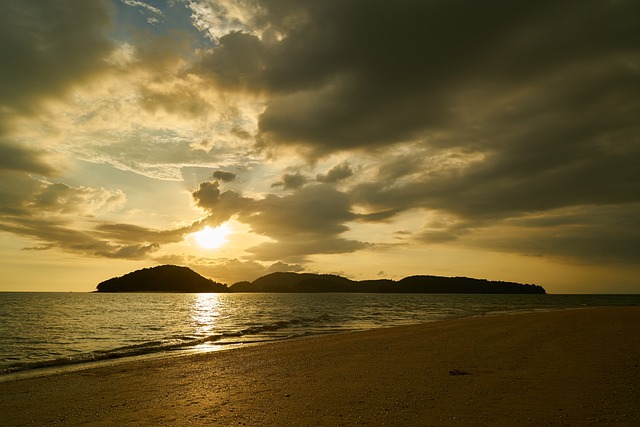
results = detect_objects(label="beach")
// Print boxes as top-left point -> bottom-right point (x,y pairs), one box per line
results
1,307 -> 638,426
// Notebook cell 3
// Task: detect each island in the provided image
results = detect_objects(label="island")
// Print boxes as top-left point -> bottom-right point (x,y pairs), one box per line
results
96,265 -> 546,294
96,265 -> 229,293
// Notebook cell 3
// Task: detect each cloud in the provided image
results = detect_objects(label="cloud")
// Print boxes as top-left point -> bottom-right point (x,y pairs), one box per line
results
242,1 -> 638,157
0,214 -> 163,260
1,0 -> 638,280
351,135 -> 640,222
0,1 -> 114,115
98,243 -> 161,259
94,222 -> 193,245
0,141 -> 57,176
316,162 -> 353,183
30,182 -> 126,215
475,204 -> 640,264
271,172 -> 308,190
0,1 -> 258,182
192,180 -> 251,221
0,175 -> 182,260
191,0 -> 640,268
67,127 -> 229,181
191,181 -> 367,261
0,208 -> 197,260
245,237 -> 367,262
122,0 -> 165,25
212,170 -> 237,182
240,185 -> 355,238
238,184 -> 366,261
184,0 -> 257,41
195,31 -> 265,90
1,177 -> 125,217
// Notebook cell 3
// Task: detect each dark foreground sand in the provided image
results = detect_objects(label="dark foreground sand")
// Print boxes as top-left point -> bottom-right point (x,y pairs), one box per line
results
1,307 -> 639,426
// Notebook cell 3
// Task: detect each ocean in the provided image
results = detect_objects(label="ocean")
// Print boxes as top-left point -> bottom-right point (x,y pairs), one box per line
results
1,292 -> 638,378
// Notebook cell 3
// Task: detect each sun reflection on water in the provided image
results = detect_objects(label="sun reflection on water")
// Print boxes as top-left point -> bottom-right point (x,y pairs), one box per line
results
190,294 -> 222,350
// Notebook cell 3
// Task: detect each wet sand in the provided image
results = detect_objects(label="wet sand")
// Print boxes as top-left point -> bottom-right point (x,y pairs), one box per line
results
1,307 -> 639,426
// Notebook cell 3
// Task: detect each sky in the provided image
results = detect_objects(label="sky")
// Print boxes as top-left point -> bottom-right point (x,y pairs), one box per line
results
1,0 -> 639,293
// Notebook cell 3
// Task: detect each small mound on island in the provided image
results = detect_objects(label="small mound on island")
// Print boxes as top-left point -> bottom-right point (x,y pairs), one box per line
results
96,265 -> 228,293
96,265 -> 546,294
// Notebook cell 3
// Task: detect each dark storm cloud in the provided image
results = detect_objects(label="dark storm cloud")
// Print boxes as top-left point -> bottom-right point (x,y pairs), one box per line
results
239,184 -> 368,261
240,184 -> 355,237
0,141 -> 57,176
195,0 -> 639,239
316,162 -> 353,183
0,0 -> 637,271
351,136 -> 640,221
473,204 -> 640,263
0,176 -> 49,217
194,1 -> 636,155
0,0 -> 114,114
185,0 -> 637,265
196,31 -> 266,90
0,0 -> 114,185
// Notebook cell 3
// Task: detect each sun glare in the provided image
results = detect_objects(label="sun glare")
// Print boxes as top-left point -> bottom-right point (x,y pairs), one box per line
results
193,224 -> 231,249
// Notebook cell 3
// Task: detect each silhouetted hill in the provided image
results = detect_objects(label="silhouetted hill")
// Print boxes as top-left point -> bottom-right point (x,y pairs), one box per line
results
230,272 -> 356,292
96,265 -> 229,293
230,272 -> 545,294
396,275 -> 545,294
97,266 -> 546,294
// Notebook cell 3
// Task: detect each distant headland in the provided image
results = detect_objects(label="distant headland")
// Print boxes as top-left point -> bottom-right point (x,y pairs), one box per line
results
96,265 -> 546,294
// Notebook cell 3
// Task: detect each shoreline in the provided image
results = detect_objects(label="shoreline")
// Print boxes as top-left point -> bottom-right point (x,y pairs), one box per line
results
1,307 -> 639,425
0,304 -> 608,381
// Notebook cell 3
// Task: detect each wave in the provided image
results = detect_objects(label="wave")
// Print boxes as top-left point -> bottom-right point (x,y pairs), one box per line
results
0,317 -> 319,376
5,293 -> 636,378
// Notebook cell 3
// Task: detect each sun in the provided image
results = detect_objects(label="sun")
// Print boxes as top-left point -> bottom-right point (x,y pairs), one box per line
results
193,224 -> 231,249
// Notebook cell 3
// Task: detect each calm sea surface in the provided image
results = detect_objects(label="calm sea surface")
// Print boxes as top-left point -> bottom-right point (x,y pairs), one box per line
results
1,292 -> 639,377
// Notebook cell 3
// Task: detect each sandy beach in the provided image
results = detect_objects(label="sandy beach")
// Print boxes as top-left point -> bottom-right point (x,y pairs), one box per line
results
1,307 -> 638,426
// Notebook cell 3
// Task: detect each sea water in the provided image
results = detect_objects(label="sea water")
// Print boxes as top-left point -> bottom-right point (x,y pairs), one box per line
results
1,292 -> 638,376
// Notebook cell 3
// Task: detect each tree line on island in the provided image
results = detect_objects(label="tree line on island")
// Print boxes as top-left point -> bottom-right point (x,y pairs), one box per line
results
96,265 -> 546,294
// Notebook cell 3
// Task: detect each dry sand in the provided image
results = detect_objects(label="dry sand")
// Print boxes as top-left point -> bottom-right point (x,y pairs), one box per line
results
1,307 -> 639,426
